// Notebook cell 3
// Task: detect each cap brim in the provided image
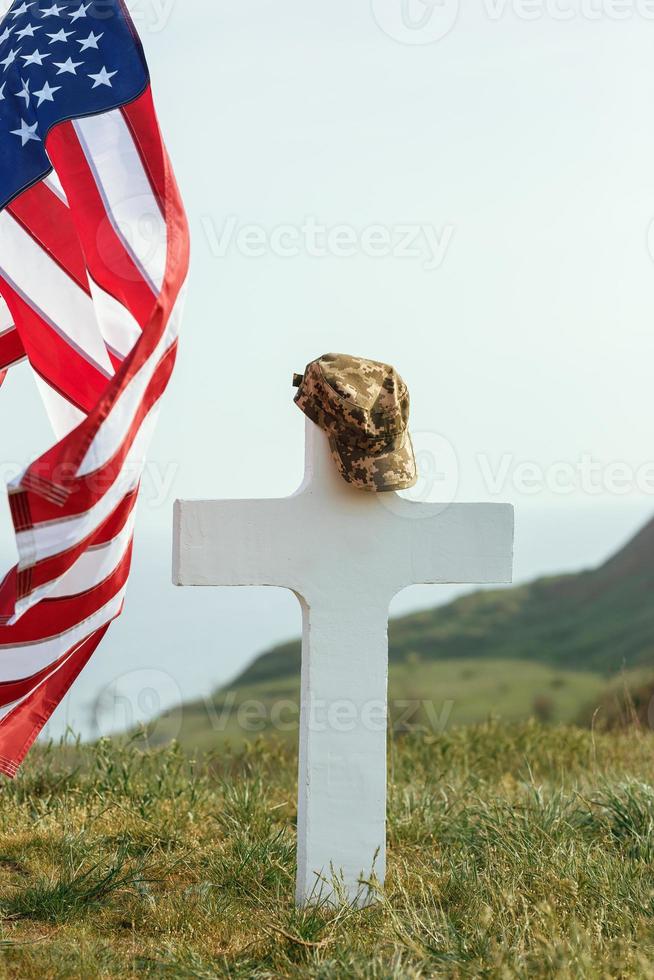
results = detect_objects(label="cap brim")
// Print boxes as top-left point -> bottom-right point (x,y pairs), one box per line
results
329,431 -> 418,492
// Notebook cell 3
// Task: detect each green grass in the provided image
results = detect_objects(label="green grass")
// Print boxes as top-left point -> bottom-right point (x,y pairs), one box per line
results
154,658 -> 607,752
0,723 -> 653,976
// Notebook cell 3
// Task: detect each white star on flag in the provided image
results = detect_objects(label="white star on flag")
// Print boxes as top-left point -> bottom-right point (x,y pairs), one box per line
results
10,3 -> 34,19
10,118 -> 40,146
0,27 -> 12,44
69,3 -> 90,21
16,23 -> 41,40
42,3 -> 65,15
0,48 -> 20,71
0,83 -> 5,100
78,30 -> 102,51
33,79 -> 60,106
89,66 -> 117,88
15,77 -> 30,106
54,56 -> 82,75
47,28 -> 74,44
21,49 -> 50,67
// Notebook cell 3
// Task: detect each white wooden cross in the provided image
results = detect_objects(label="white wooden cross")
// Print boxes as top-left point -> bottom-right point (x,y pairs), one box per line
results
173,420 -> 514,906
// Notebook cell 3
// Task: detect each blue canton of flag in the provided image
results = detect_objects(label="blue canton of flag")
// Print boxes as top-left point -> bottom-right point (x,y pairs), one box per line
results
0,0 -> 149,210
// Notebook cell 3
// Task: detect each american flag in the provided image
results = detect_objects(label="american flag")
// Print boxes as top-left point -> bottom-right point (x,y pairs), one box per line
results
0,0 -> 189,776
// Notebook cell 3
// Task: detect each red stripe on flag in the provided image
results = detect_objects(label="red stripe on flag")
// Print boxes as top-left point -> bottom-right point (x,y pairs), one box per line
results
0,624 -> 111,779
18,344 -> 177,530
0,542 -> 132,645
0,326 -> 25,374
46,123 -> 158,327
121,90 -> 168,213
0,282 -> 112,414
7,184 -> 90,296
0,569 -> 17,624
9,95 -> 189,508
14,489 -> 138,608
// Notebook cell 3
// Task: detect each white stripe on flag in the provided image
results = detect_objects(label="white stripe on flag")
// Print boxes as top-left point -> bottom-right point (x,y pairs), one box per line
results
0,642 -> 80,720
42,171 -> 69,206
78,283 -> 186,478
33,374 -> 86,440
89,278 -> 142,361
0,212 -> 114,376
0,297 -> 13,334
73,112 -> 168,294
50,517 -> 135,600
0,588 -> 125,683
13,405 -> 160,571
0,698 -> 23,722
10,516 -> 136,619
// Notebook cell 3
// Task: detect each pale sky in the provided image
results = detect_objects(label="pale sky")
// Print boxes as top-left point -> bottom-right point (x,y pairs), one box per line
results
1,0 -> 654,736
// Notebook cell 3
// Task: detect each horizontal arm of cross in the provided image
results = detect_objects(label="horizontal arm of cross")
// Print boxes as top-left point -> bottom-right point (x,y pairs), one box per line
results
174,423 -> 514,602
173,498 -> 300,590
382,499 -> 514,590
173,494 -> 514,600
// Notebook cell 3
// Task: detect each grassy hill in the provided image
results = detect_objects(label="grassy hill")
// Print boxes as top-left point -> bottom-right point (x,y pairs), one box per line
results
154,514 -> 654,751
2,725 -> 654,977
160,658 -> 606,751
243,512 -> 654,684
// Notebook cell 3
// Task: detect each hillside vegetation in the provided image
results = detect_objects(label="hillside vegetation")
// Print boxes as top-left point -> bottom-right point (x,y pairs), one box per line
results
156,515 -> 654,752
0,724 -> 653,977
157,657 -> 606,753
242,513 -> 654,687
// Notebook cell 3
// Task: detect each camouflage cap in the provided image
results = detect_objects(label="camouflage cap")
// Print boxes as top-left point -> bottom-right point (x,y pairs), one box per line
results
292,353 -> 418,492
